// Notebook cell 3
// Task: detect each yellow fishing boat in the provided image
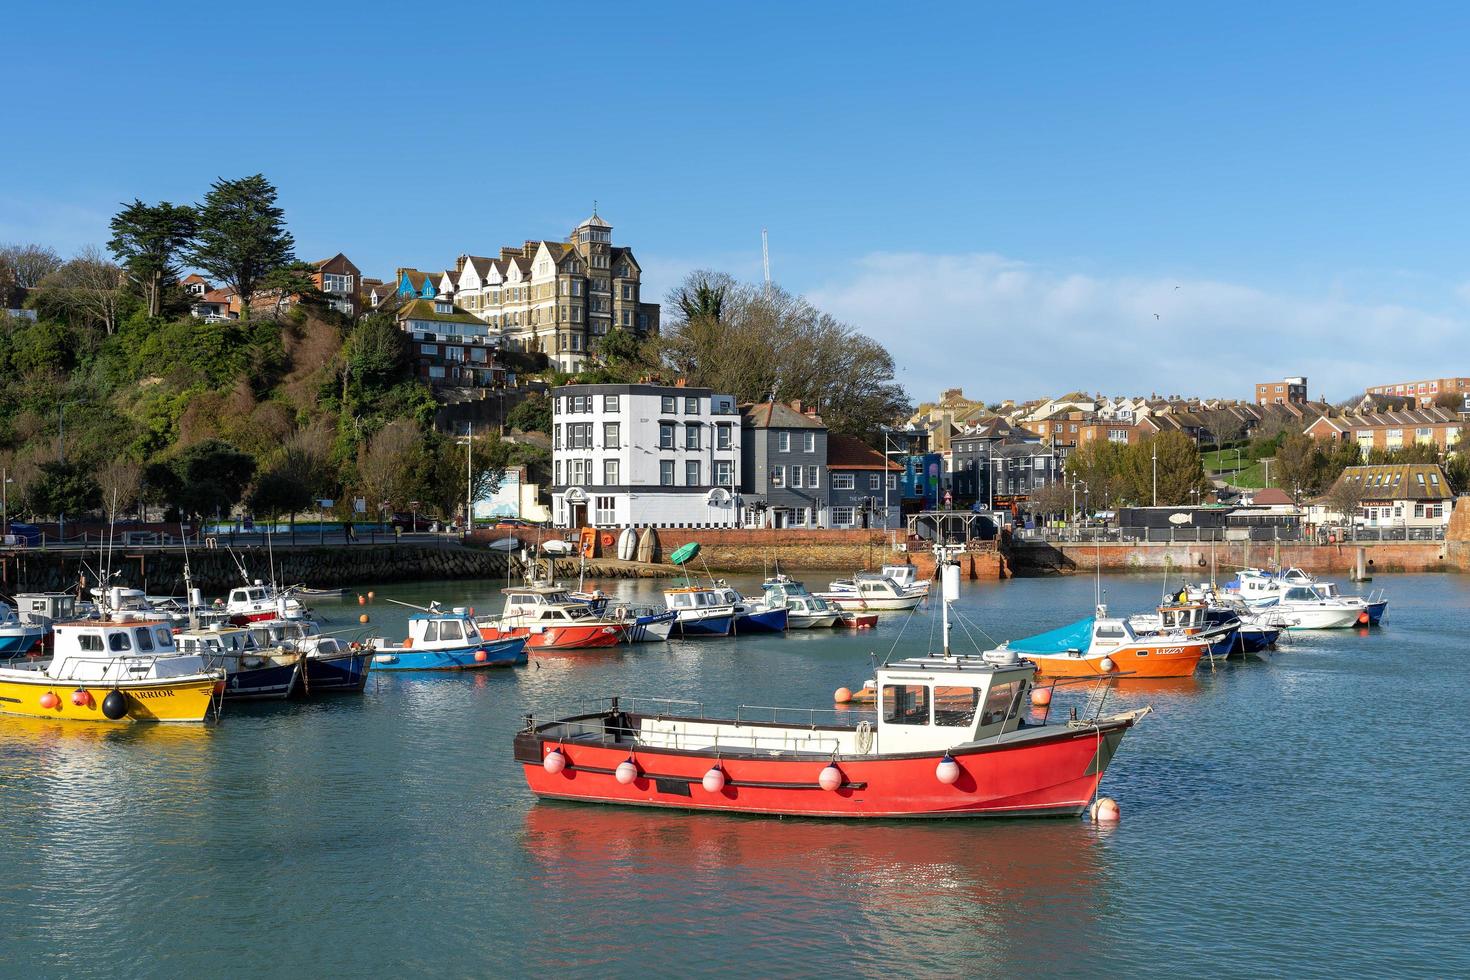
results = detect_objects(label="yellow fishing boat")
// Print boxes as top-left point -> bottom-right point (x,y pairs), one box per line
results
0,618 -> 224,723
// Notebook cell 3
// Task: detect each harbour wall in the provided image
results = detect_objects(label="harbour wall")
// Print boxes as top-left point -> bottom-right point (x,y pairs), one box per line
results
0,544 -> 523,595
1010,540 -> 1462,576
647,529 -> 1007,579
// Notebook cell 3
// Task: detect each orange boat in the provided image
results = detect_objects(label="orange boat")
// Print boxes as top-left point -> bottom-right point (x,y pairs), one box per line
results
1005,604 -> 1207,679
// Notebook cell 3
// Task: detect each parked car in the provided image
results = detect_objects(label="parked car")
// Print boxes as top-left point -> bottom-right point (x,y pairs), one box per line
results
390,513 -> 434,532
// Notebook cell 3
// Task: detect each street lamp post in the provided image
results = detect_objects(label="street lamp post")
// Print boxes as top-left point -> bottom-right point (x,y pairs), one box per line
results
1151,443 -> 1158,506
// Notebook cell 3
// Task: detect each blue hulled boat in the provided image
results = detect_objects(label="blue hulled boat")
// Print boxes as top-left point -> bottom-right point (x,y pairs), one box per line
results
0,600 -> 48,659
177,624 -> 302,700
712,585 -> 789,634
248,619 -> 372,695
371,608 -> 527,671
663,587 -> 735,637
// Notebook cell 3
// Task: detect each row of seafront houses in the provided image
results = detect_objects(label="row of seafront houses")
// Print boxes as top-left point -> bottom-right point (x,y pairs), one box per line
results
548,375 -> 1468,534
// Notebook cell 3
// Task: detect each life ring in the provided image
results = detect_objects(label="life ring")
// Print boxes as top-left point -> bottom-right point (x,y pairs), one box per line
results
601,532 -> 615,548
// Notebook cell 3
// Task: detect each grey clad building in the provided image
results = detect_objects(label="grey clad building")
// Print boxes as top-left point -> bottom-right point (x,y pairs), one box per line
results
739,401 -> 829,528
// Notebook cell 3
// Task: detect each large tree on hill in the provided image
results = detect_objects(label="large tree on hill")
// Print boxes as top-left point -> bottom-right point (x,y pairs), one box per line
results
1274,431 -> 1322,505
1122,433 -> 1211,506
22,461 -> 102,520
108,200 -> 197,316
188,174 -> 295,320
658,272 -> 910,438
166,439 -> 257,519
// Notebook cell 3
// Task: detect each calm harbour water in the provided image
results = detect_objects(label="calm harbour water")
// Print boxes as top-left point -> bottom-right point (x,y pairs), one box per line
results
2,571 -> 1468,977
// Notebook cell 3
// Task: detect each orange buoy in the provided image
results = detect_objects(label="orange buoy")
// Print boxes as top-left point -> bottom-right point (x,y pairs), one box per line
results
359,614 -> 369,624
71,689 -> 93,708
834,687 -> 852,704
474,650 -> 489,662
1090,797 -> 1121,822
39,691 -> 60,710
601,532 -> 615,549
1357,611 -> 1369,625
368,591 -> 376,602
358,595 -> 366,606
1031,686 -> 1053,707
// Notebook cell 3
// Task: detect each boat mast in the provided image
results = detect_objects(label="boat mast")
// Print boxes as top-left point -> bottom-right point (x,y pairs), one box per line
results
181,521 -> 198,631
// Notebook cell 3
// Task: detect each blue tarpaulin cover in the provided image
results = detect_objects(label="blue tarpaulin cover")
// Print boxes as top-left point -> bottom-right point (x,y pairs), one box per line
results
1008,617 -> 1094,654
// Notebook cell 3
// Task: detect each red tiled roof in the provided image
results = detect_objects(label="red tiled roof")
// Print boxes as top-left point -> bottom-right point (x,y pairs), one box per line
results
827,433 -> 900,471
1250,488 -> 1293,506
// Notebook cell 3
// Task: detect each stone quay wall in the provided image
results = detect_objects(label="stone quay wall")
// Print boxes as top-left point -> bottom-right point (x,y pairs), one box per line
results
1011,539 -> 1459,576
0,544 -> 516,595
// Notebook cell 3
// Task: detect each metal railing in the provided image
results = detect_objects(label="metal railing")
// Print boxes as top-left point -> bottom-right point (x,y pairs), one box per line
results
734,704 -> 875,728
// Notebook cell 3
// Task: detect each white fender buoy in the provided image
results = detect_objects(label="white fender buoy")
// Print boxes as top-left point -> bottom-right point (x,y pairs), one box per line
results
935,754 -> 962,785
818,764 -> 844,792
615,758 -> 639,785
1100,657 -> 1116,673
702,765 -> 726,793
543,749 -> 566,774
1090,797 -> 1121,822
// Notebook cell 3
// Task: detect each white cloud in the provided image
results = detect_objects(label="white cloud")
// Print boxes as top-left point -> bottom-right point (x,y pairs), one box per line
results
805,252 -> 1465,405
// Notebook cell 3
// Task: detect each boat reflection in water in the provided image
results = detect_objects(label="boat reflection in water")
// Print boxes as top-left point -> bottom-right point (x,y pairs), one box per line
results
520,802 -> 1112,974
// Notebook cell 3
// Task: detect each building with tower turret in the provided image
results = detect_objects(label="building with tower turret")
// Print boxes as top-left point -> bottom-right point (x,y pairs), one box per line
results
440,211 -> 660,372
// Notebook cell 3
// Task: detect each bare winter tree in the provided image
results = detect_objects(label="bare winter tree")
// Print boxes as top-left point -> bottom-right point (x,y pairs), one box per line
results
356,420 -> 423,512
0,243 -> 64,290
1324,472 -> 1369,539
97,458 -> 143,519
33,246 -> 126,334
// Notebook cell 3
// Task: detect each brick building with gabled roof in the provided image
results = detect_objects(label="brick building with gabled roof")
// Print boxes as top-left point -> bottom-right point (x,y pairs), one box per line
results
1304,406 -> 1463,451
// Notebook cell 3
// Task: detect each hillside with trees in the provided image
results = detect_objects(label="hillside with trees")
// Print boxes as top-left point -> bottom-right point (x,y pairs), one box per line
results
0,175 -> 515,528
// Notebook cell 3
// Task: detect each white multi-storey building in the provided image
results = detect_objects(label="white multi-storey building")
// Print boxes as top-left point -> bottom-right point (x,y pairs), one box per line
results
551,383 -> 743,528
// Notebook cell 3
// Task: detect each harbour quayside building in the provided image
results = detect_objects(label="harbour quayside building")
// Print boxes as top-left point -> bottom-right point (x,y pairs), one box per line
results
550,383 -> 744,528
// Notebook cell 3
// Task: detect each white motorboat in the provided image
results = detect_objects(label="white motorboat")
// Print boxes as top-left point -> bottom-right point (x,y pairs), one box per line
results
816,575 -> 926,612
828,564 -> 929,597
1249,585 -> 1364,629
760,574 -> 840,629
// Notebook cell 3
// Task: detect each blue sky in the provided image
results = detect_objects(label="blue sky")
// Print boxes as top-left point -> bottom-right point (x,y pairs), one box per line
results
6,2 -> 1470,403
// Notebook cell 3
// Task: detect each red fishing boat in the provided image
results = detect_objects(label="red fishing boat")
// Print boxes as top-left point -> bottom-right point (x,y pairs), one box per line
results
514,549 -> 1146,819
477,584 -> 625,651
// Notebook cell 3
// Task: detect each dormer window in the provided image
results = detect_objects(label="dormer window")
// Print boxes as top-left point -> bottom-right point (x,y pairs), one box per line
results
435,301 -> 452,314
